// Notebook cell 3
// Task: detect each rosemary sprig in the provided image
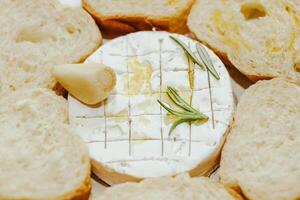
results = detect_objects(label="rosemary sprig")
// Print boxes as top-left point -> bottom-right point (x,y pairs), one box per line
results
196,43 -> 217,128
169,35 -> 204,70
196,43 -> 220,80
157,87 -> 208,135
169,35 -> 220,80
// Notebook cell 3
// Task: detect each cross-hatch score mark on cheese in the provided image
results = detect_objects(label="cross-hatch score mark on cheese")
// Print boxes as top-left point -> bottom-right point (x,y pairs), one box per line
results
68,31 -> 234,180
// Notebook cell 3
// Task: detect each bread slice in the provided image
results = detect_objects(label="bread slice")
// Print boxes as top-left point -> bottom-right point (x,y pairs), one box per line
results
0,0 -> 101,94
83,0 -> 195,38
188,0 -> 300,83
93,174 -> 243,200
220,78 -> 300,200
0,88 -> 91,200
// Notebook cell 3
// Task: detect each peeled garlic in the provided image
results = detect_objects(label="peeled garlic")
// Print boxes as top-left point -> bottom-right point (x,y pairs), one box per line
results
52,63 -> 116,105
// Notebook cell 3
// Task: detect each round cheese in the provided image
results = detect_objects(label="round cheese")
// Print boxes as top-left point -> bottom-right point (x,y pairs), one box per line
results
68,31 -> 234,185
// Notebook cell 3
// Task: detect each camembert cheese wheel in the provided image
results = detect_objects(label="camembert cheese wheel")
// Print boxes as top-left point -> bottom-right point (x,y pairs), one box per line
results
68,31 -> 234,185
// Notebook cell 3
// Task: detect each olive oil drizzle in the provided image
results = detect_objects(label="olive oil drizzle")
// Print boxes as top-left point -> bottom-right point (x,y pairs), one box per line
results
187,51 -> 195,156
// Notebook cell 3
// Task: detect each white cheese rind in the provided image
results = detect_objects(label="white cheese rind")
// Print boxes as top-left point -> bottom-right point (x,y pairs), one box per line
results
68,31 -> 234,182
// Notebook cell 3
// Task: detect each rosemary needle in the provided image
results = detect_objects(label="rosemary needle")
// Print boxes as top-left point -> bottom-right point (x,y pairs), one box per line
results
157,87 -> 208,135
169,35 -> 220,80
196,43 -> 220,80
169,35 -> 204,70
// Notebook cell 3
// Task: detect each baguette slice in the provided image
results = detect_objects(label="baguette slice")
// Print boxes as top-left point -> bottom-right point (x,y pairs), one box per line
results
93,174 -> 243,200
0,0 -> 101,94
0,88 -> 91,200
220,78 -> 300,200
83,0 -> 195,38
188,0 -> 300,83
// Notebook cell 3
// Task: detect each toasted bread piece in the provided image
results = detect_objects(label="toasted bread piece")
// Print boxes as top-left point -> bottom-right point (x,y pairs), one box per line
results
94,174 -> 243,200
220,78 -> 300,200
83,0 -> 195,38
0,88 -> 91,200
188,0 -> 300,83
0,0 -> 101,94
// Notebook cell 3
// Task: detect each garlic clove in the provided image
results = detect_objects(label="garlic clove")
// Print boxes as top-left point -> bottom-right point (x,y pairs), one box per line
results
53,63 -> 116,105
